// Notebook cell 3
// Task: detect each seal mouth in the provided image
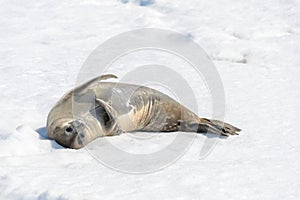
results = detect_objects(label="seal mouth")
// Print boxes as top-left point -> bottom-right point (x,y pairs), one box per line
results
77,133 -> 85,145
71,118 -> 97,149
71,119 -> 89,148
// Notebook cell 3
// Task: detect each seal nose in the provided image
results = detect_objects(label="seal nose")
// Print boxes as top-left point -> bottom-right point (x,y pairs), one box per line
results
72,119 -> 86,130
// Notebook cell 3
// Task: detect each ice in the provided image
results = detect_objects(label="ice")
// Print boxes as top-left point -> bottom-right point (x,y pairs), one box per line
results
0,0 -> 299,199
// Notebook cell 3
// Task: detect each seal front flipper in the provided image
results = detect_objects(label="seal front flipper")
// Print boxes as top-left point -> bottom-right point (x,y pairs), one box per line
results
74,74 -> 118,95
98,74 -> 118,81
92,98 -> 121,136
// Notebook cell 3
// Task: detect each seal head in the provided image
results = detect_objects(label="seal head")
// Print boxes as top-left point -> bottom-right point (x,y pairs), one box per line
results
48,118 -> 94,149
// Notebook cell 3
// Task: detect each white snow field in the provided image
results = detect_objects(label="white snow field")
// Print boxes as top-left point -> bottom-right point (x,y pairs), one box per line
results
1,0 -> 300,199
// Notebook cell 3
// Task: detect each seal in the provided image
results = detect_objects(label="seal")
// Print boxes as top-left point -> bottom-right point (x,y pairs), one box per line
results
47,74 -> 241,149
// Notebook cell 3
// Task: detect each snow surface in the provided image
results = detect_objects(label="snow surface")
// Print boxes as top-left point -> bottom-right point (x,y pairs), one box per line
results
1,0 -> 300,199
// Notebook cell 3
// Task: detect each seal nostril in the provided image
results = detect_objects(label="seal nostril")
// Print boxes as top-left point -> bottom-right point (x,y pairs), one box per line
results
66,127 -> 73,133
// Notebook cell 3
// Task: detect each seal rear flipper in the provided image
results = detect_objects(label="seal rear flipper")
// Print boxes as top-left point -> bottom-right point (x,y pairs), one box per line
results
199,118 -> 241,136
180,122 -> 227,136
179,120 -> 240,136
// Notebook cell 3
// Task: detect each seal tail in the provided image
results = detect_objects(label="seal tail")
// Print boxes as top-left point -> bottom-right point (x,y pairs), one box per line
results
198,118 -> 241,136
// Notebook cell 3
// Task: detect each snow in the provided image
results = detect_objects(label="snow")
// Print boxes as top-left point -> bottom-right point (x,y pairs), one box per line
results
1,0 -> 300,199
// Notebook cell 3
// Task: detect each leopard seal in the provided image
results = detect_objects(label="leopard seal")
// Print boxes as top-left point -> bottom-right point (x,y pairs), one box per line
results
47,74 -> 241,149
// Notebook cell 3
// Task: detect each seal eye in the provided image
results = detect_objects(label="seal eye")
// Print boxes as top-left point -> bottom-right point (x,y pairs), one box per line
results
65,127 -> 73,133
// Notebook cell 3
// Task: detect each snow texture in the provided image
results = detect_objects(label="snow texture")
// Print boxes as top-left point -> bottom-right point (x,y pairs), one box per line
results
0,0 -> 300,199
